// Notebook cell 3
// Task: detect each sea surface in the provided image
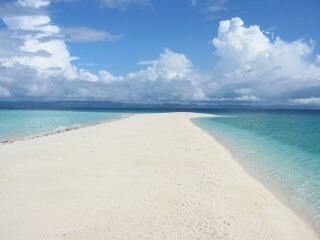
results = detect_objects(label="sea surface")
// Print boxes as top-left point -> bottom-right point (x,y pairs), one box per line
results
0,109 -> 130,142
193,110 -> 320,233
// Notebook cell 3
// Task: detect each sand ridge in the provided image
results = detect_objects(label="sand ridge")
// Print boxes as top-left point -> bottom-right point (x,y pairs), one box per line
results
0,112 -> 318,239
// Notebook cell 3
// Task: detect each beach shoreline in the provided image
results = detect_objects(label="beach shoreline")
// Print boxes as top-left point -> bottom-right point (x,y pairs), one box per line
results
190,116 -> 319,236
0,112 -> 318,239
1,113 -> 133,145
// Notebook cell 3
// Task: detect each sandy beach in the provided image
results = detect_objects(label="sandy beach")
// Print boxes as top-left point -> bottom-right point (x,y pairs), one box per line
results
0,112 -> 318,240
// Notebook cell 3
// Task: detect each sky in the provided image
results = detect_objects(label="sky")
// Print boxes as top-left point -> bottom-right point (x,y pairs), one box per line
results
0,0 -> 320,107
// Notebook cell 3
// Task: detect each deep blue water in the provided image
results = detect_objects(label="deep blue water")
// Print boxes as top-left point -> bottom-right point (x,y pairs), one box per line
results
193,110 -> 320,232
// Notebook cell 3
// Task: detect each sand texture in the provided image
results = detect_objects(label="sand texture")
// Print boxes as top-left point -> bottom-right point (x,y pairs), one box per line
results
0,112 -> 318,239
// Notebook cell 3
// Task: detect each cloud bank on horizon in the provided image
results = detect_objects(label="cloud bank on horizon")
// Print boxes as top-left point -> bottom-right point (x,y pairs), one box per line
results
0,0 -> 320,107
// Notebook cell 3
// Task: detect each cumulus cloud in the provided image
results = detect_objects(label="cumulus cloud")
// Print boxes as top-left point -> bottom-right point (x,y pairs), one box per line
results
148,49 -> 193,80
0,1 -> 98,98
0,47 -> 207,101
0,10 -> 78,80
0,0 -> 206,102
0,0 -> 320,107
2,15 -> 60,37
206,17 -> 320,104
0,0 -> 124,99
98,49 -> 207,101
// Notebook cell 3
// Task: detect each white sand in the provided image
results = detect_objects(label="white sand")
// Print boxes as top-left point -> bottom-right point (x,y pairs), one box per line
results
0,112 -> 318,239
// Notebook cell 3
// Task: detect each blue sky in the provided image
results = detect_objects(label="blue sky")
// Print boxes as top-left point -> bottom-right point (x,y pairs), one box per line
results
0,0 -> 320,107
52,0 -> 320,75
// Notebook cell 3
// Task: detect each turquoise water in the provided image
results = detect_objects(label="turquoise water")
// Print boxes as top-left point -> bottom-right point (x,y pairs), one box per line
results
0,110 -> 129,142
193,110 -> 320,232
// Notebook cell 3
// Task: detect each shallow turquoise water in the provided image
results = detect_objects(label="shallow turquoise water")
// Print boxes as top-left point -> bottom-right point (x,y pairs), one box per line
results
193,111 -> 320,232
0,110 -> 128,142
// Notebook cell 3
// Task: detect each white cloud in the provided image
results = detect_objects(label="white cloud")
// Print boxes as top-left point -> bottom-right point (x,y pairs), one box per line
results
0,1 -> 100,99
0,0 -> 320,107
17,0 -> 51,9
208,17 -> 320,103
0,0 -> 206,102
291,97 -> 320,106
0,0 -> 122,85
3,15 -> 50,30
137,60 -> 157,65
207,6 -> 227,12
234,95 -> 263,102
98,71 -> 121,83
211,95 -> 263,102
0,28 -> 75,77
149,49 -> 193,80
62,27 -> 122,42
0,38 -> 77,73
0,48 -> 207,101
235,88 -> 253,95
190,0 -> 229,14
109,49 -> 207,101
100,0 -> 152,10
3,15 -> 58,34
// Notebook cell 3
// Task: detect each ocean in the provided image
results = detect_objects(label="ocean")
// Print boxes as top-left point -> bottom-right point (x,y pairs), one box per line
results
193,110 -> 320,232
